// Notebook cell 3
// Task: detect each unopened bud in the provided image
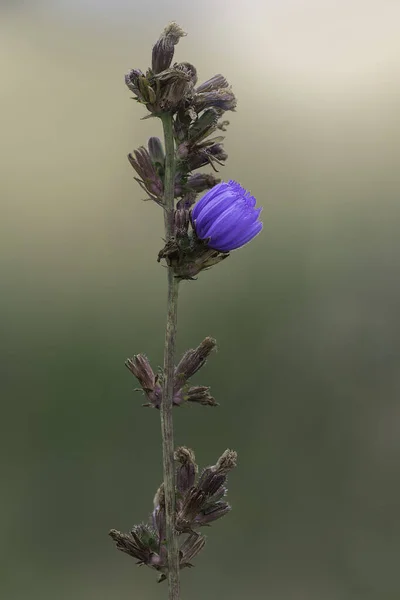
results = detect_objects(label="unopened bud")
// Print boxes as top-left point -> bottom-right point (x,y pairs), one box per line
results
148,137 -> 165,168
125,69 -> 143,95
174,208 -> 190,238
138,75 -> 155,104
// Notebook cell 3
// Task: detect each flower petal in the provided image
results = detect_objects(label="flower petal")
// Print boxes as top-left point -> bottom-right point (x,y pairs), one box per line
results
193,192 -> 239,238
214,220 -> 263,252
192,182 -> 229,220
208,208 -> 261,250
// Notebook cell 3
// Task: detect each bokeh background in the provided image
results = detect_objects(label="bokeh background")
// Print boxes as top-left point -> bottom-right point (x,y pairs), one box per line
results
1,1 -> 400,599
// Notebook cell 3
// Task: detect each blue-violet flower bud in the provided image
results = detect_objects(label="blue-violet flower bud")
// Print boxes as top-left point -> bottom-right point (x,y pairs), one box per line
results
192,180 -> 263,252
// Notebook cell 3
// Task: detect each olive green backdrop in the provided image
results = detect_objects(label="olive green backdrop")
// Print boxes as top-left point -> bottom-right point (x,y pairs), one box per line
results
1,2 -> 400,599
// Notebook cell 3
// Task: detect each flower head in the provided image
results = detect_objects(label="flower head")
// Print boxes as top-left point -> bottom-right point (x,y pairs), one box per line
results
192,180 -> 263,252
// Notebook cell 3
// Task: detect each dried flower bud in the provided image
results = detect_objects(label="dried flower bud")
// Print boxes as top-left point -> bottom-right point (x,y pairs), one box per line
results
152,22 -> 186,74
185,385 -> 218,406
109,524 -> 158,566
194,502 -> 231,525
175,448 -> 237,532
193,88 -> 237,112
186,173 -> 221,193
207,143 -> 228,162
110,448 -> 237,577
155,65 -> 194,112
125,354 -> 163,408
197,469 -> 226,497
176,192 -> 197,210
174,208 -> 190,238
175,446 -> 197,495
198,450 -> 237,495
196,74 -> 229,93
186,143 -> 228,171
174,337 -> 216,390
175,172 -> 216,198
127,147 -> 164,201
188,108 -> 220,143
179,533 -> 206,567
125,354 -> 155,391
159,237 -> 229,280
176,487 -> 207,531
174,106 -> 197,141
176,61 -> 198,85
216,449 -> 238,473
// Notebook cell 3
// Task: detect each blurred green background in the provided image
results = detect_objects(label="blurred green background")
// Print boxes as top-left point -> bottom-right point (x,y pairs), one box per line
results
1,1 -> 400,599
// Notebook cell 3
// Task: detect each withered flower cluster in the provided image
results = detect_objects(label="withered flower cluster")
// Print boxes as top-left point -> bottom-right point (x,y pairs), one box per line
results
125,23 -> 237,279
125,337 -> 218,409
110,448 -> 237,582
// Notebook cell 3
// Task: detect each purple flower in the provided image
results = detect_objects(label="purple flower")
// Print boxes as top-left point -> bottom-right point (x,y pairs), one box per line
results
192,180 -> 263,252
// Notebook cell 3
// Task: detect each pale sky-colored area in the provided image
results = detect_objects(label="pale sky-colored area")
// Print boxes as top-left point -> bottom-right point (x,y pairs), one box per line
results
24,0 -> 400,85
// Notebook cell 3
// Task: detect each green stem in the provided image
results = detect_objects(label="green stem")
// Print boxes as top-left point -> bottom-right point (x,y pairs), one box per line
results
160,112 -> 180,600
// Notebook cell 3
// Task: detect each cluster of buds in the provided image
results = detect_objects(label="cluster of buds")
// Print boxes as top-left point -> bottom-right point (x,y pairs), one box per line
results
125,337 -> 218,408
109,448 -> 237,582
125,22 -> 235,196
124,23 -> 259,279
125,23 -> 195,115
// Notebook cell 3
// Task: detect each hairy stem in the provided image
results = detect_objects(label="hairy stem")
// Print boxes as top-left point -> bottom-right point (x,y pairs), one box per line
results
160,112 -> 180,600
